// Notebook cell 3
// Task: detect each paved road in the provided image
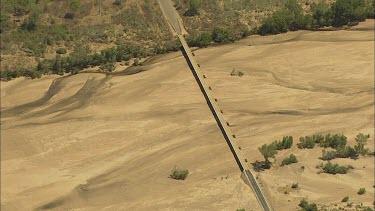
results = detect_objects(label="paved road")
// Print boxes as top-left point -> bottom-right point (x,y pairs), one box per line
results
158,0 -> 183,34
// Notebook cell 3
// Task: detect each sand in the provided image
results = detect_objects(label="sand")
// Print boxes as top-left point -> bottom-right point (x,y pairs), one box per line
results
1,20 -> 374,210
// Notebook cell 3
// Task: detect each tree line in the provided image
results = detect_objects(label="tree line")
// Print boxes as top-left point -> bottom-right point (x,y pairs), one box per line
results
256,0 -> 374,36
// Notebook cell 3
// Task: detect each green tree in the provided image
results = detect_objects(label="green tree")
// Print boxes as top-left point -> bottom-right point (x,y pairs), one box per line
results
258,143 -> 278,168
184,0 -> 202,16
187,32 -> 212,48
354,133 -> 370,156
281,154 -> 298,166
69,0 -> 81,12
211,27 -> 236,44
331,0 -> 367,26
52,54 -> 63,75
311,2 -> 334,27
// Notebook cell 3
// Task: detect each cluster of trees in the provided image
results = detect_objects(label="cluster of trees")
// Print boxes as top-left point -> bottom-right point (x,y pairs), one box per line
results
187,27 -> 237,48
320,161 -> 353,174
320,133 -> 371,160
256,133 -> 371,171
1,41 -> 182,81
297,133 -> 348,149
257,136 -> 295,168
257,0 -> 374,36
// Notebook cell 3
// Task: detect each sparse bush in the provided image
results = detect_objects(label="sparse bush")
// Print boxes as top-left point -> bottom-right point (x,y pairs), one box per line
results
170,167 -> 189,180
230,69 -> 244,77
133,58 -> 140,66
298,136 -> 316,149
354,133 -> 370,156
357,188 -> 366,195
281,154 -> 298,166
274,136 -> 293,150
321,161 -> 350,175
236,209 -> 245,211
341,196 -> 349,202
291,183 -> 299,189
336,146 -> 358,159
113,0 -> 122,6
56,48 -> 67,54
64,13 -> 75,20
320,134 -> 347,149
320,149 -> 337,161
299,199 -> 318,211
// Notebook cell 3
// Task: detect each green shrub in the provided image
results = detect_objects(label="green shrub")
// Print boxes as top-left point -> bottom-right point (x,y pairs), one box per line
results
341,196 -> 349,202
113,0 -> 123,6
274,136 -> 293,150
170,167 -> 189,180
354,133 -> 370,156
321,162 -> 350,175
320,134 -> 347,149
56,48 -> 67,54
311,2 -> 333,27
291,183 -> 299,189
298,136 -> 316,149
184,0 -> 201,16
281,154 -> 298,166
299,199 -> 318,211
320,149 -> 337,161
336,146 -> 358,158
331,0 -> 367,27
211,27 -> 236,44
133,58 -> 140,66
187,32 -> 212,48
357,188 -> 366,195
236,209 -> 245,211
99,62 -> 115,72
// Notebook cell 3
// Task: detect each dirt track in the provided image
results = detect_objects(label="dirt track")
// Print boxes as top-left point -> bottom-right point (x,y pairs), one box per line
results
1,20 -> 374,210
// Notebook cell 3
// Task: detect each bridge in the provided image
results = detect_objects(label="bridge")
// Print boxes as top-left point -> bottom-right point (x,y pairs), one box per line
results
158,1 -> 273,210
177,33 -> 272,211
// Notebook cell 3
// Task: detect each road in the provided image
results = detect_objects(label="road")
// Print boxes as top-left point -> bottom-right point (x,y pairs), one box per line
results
158,0 -> 186,35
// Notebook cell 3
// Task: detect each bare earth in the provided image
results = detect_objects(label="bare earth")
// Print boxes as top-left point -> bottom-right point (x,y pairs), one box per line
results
1,20 -> 374,211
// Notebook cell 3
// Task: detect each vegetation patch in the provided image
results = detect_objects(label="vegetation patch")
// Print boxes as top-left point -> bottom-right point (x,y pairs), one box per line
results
319,161 -> 353,175
357,188 -> 366,195
274,136 -> 293,150
170,167 -> 189,180
281,154 -> 298,166
299,199 -> 318,211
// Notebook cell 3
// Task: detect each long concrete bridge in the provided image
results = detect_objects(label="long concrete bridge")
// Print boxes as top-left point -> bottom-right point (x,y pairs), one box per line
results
177,33 -> 272,211
157,1 -> 273,210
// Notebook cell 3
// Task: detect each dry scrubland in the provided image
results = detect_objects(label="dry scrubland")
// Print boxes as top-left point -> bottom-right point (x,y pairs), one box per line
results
1,20 -> 374,210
